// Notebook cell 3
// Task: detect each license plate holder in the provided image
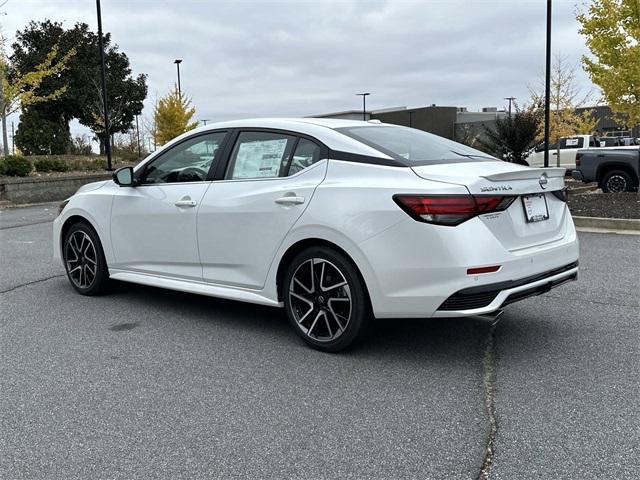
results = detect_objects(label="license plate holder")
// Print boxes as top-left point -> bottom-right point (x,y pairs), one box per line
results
522,193 -> 549,222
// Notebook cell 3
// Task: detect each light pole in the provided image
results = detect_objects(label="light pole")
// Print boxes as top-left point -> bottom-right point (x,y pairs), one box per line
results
174,59 -> 183,97
135,114 -> 141,159
356,92 -> 370,121
96,0 -> 112,170
505,97 -> 516,118
544,0 -> 552,168
200,119 -> 210,126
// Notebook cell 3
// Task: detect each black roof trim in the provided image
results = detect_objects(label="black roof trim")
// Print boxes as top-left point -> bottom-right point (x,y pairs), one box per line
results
328,150 -> 406,167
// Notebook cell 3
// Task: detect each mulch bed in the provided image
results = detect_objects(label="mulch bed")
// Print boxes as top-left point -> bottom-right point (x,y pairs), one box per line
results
568,191 -> 640,219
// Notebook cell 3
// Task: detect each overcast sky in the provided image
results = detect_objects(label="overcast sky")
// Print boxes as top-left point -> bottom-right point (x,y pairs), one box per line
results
5,0 -> 595,140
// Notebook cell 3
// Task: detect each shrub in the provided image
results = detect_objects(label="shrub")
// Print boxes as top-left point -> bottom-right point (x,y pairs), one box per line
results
67,157 -> 104,171
0,155 -> 33,177
34,158 -> 70,173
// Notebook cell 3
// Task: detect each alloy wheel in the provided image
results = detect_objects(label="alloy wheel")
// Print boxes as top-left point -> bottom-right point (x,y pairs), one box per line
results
606,175 -> 627,193
65,231 -> 98,289
288,258 -> 352,342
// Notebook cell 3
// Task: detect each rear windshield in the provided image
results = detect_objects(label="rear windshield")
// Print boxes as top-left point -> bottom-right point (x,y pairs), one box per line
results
336,125 -> 496,165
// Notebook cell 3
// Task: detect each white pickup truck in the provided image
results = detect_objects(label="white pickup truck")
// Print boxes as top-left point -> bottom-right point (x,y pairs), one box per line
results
528,135 -> 638,170
527,135 -> 598,170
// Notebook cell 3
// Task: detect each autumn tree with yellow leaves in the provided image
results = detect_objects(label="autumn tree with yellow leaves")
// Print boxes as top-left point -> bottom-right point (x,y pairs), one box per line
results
577,0 -> 640,128
153,87 -> 198,145
0,45 -> 75,156
530,55 -> 598,165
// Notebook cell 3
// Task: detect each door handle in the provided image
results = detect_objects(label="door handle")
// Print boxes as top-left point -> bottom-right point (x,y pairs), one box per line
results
175,198 -> 197,207
275,195 -> 305,205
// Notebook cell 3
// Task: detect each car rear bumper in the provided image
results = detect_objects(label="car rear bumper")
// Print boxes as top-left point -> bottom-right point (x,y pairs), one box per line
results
432,261 -> 578,317
357,209 -> 579,318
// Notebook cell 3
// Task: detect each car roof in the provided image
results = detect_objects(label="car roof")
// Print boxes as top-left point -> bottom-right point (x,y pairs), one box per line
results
172,118 -> 396,159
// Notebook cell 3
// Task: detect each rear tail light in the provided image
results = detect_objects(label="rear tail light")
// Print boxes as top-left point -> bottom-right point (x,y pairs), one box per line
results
393,194 -> 516,226
575,152 -> 582,166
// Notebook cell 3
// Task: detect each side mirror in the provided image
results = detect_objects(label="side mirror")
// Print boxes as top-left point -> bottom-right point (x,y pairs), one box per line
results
113,166 -> 135,186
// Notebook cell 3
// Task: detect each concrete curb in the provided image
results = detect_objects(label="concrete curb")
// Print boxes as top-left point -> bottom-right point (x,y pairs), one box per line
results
573,216 -> 640,232
569,184 -> 599,195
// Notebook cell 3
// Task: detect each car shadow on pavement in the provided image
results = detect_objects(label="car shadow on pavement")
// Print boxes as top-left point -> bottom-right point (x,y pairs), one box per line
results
108,280 -> 486,360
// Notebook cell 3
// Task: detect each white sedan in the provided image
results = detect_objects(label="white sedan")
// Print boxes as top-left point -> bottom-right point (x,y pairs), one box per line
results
54,118 -> 579,351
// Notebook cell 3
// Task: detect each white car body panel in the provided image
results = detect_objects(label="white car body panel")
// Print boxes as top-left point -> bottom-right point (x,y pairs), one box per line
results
197,160 -> 327,288
53,118 -> 579,319
110,182 -> 211,280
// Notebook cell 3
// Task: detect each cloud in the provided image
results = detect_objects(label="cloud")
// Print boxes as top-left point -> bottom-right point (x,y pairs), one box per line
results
4,0 -> 595,137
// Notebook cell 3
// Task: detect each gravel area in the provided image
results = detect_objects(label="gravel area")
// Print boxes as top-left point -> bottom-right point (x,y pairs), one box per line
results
568,191 -> 639,219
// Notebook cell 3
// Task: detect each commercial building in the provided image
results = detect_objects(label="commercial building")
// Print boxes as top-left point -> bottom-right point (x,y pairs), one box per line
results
310,104 -> 638,143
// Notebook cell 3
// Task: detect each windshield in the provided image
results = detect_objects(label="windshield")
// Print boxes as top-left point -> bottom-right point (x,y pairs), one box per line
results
337,125 -> 496,165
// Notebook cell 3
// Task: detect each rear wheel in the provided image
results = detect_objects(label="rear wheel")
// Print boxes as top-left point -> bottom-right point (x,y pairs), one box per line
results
601,170 -> 634,193
63,222 -> 110,295
283,247 -> 370,352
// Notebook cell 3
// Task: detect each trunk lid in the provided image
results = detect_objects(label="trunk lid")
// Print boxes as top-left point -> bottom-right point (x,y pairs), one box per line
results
411,161 -> 570,251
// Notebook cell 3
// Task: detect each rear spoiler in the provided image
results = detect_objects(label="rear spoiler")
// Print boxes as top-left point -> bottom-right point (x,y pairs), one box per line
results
480,167 -> 566,182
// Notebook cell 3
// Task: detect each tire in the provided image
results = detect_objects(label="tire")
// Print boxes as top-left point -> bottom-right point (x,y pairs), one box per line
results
283,247 -> 370,352
62,222 -> 110,295
601,170 -> 634,193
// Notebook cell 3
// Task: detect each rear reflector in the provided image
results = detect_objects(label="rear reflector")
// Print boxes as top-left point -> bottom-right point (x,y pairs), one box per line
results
393,194 -> 516,226
467,265 -> 501,275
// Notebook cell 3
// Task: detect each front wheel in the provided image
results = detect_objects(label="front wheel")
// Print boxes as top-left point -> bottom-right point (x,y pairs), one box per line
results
601,170 -> 634,193
283,247 -> 370,352
62,222 -> 110,295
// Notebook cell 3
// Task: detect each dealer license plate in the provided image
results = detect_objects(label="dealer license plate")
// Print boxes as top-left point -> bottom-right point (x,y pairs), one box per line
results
522,193 -> 549,222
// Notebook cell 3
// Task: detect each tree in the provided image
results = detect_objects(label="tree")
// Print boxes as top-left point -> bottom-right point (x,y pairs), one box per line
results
153,88 -> 198,145
530,55 -> 599,165
0,44 -> 74,155
10,21 -> 147,153
477,104 -> 543,165
577,0 -> 640,126
14,108 -> 71,155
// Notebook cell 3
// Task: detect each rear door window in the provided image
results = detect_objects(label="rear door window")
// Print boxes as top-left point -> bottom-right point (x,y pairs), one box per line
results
225,131 -> 296,180
561,137 -> 584,149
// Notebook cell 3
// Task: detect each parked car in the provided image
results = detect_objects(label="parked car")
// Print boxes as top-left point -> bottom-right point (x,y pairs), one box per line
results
54,119 -> 579,351
573,147 -> 640,192
528,135 -> 598,170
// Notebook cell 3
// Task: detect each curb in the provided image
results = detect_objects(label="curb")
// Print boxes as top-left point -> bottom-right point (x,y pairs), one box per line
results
569,185 -> 599,195
573,216 -> 640,232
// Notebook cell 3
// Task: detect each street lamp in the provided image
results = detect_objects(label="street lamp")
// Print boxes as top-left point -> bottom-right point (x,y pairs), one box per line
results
356,92 -> 370,121
544,0 -> 552,168
96,0 -> 112,170
504,97 -> 516,117
174,59 -> 183,97
200,119 -> 210,126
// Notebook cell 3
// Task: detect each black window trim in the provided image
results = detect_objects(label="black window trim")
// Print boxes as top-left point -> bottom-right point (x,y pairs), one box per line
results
213,128 -> 330,181
134,129 -> 231,185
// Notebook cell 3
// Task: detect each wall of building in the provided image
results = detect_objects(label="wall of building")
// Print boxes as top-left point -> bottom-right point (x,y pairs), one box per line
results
371,106 -> 458,139
576,105 -> 640,138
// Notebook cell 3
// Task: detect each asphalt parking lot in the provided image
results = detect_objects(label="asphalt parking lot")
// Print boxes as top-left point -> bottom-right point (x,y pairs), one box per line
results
1,203 -> 639,479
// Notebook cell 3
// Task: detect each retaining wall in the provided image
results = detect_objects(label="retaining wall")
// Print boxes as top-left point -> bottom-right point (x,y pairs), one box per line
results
0,174 -> 111,204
